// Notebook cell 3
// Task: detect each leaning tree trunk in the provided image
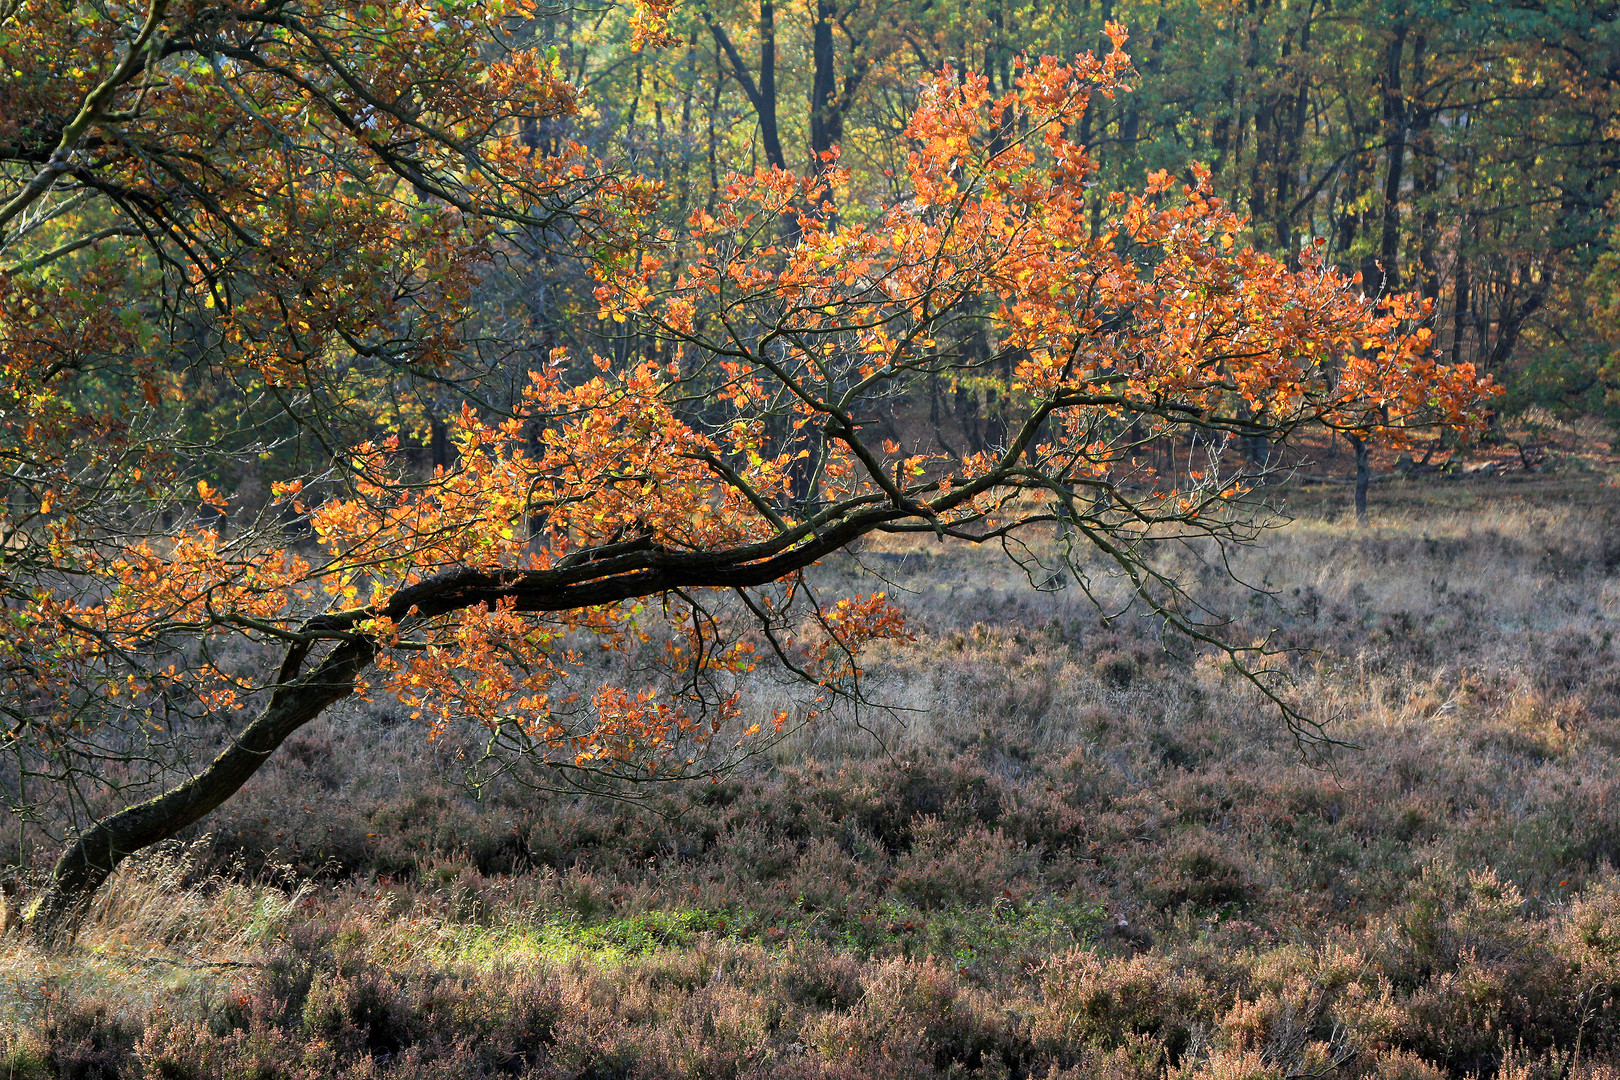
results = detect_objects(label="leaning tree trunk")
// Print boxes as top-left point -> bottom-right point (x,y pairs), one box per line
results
23,638 -> 374,947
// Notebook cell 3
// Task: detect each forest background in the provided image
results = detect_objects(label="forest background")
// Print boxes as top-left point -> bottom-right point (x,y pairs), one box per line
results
526,0 -> 1620,446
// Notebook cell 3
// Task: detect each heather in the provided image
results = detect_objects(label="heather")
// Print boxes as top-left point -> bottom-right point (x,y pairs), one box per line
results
4,476 -> 1620,1079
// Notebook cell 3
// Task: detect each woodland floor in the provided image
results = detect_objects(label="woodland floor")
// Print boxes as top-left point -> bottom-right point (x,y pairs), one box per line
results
3,440 -> 1620,1080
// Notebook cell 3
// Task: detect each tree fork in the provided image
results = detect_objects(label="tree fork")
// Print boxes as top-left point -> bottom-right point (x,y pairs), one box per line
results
23,638 -> 375,946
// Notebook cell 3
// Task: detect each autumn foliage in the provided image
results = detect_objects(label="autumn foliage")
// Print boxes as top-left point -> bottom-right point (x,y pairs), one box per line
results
0,1 -> 1492,941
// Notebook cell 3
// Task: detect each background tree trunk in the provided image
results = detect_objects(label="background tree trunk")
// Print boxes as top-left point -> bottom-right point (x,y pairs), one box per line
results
1348,433 -> 1371,524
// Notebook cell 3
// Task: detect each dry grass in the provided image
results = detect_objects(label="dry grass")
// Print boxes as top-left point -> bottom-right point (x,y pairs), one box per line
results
3,475 -> 1619,1079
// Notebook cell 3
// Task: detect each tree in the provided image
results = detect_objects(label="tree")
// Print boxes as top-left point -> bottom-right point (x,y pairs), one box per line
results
0,3 -> 1493,945
0,0 -> 650,940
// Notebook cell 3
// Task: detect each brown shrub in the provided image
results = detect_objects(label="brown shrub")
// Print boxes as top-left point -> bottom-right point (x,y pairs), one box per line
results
1030,950 -> 1214,1066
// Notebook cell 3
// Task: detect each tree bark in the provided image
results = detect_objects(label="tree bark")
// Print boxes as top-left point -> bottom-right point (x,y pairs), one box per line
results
810,0 -> 839,169
1451,217 -> 1471,365
1487,273 -> 1548,371
703,2 -> 785,172
1410,35 -> 1439,307
1371,19 -> 1409,297
1348,433 -> 1371,524
430,418 -> 450,472
1274,2 -> 1314,267
23,639 -> 374,946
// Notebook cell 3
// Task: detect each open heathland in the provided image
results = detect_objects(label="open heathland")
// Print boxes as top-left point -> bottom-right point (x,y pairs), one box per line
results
2,473 -> 1619,1079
